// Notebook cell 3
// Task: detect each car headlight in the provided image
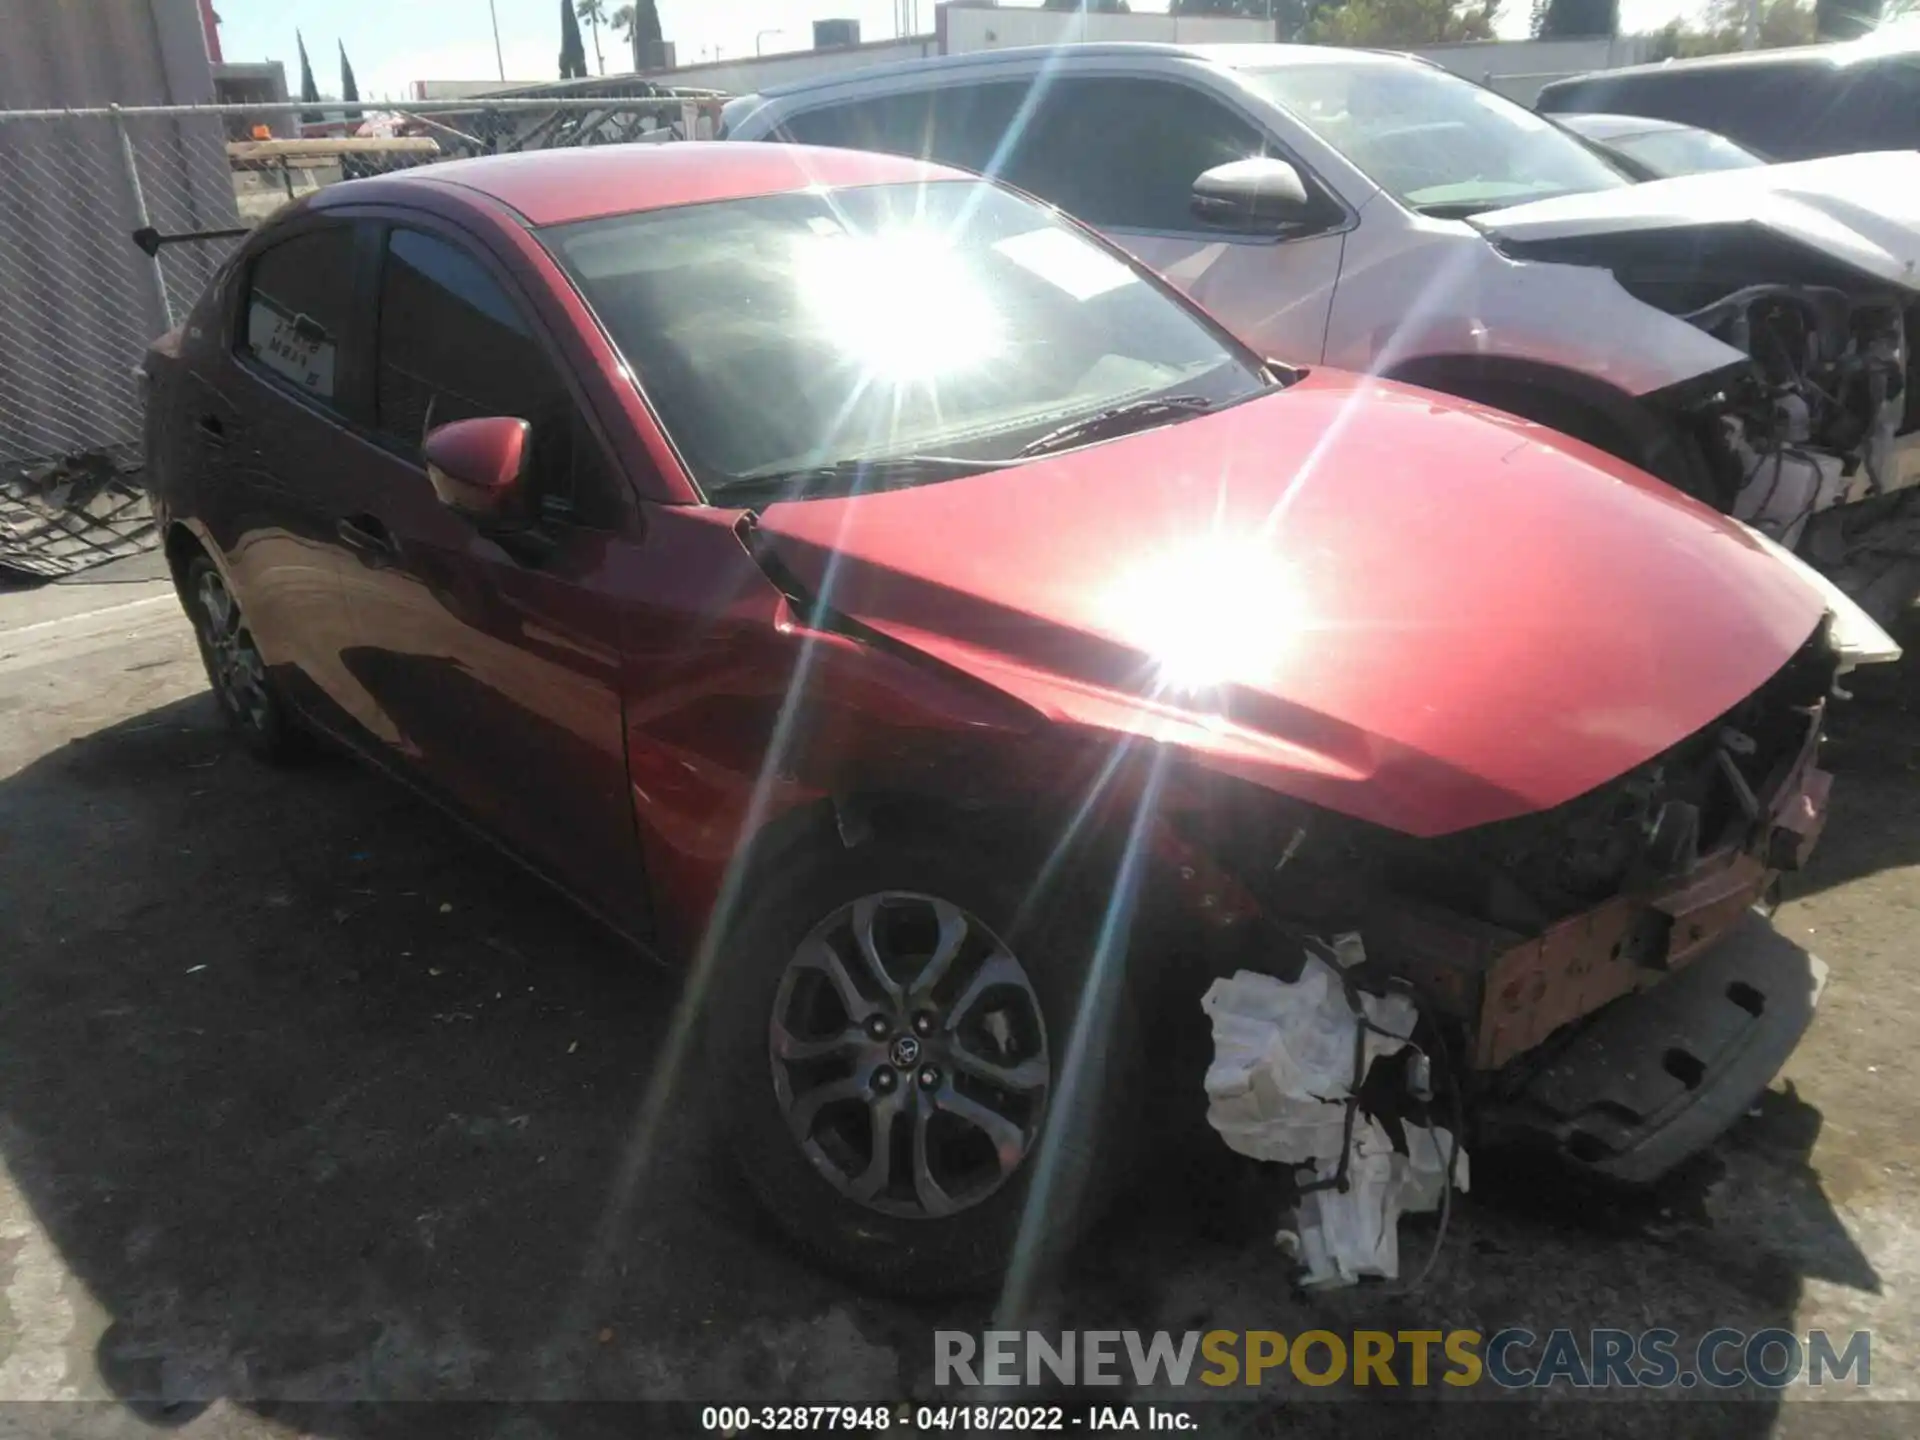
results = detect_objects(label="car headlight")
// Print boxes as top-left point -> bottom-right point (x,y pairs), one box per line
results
1735,520 -> 1903,671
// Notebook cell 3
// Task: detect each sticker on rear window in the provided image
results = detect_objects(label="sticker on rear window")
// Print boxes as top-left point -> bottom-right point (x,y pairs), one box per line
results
248,297 -> 336,398
992,228 -> 1135,302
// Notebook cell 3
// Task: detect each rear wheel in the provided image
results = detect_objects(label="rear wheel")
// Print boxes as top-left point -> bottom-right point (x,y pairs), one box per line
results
705,827 -> 1142,1296
182,555 -> 309,764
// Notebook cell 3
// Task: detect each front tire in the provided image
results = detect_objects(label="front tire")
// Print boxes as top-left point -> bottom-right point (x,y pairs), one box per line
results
705,826 -> 1142,1297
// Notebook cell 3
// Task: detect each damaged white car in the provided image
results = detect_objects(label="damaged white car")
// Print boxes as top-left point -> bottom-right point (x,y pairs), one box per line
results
724,44 -> 1920,621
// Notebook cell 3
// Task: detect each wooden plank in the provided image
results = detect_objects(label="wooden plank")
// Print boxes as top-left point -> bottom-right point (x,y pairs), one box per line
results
225,137 -> 441,161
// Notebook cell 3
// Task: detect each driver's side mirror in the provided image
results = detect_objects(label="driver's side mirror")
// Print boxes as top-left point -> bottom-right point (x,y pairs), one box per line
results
1191,157 -> 1316,234
423,416 -> 531,523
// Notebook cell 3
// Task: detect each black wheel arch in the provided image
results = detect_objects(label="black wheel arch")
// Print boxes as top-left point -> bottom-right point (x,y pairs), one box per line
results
1383,354 -> 1717,500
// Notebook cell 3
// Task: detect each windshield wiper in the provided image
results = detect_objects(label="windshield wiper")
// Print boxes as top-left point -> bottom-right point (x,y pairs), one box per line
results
716,453 -> 1016,506
1015,394 -> 1216,459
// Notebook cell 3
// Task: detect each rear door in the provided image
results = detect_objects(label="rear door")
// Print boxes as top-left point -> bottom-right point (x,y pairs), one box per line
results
201,219 -> 372,735
326,217 -> 649,932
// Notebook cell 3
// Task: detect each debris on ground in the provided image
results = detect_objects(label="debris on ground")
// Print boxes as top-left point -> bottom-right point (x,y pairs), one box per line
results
1201,949 -> 1468,1288
0,450 -> 157,579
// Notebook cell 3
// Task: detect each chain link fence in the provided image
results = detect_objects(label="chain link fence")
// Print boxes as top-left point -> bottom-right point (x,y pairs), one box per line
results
0,95 -> 721,576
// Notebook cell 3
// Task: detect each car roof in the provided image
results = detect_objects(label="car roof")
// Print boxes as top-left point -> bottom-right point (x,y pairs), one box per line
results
333,142 -> 971,226
1541,34 -> 1920,92
740,40 -> 1416,103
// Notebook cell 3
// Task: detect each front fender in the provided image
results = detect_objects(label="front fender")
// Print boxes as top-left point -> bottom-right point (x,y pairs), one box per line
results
1324,228 -> 1746,398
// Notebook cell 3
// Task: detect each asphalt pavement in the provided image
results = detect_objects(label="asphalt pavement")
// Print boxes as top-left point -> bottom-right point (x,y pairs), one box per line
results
4,553 -> 1920,1438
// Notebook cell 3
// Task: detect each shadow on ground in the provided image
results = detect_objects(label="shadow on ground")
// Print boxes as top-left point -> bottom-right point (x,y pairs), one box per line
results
1789,610 -> 1920,899
0,679 -> 1901,1437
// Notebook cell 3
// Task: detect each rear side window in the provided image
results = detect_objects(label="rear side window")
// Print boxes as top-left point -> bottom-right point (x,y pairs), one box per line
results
780,91 -> 932,152
780,83 -> 1030,176
1805,62 -> 1920,156
374,228 -> 617,527
241,227 -> 356,404
1546,59 -> 1894,161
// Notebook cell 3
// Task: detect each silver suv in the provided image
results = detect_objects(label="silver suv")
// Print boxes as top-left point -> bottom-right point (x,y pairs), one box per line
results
724,43 -> 1920,620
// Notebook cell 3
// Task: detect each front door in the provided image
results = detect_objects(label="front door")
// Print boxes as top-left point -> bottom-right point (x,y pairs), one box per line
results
326,220 -> 649,934
1012,75 -> 1348,368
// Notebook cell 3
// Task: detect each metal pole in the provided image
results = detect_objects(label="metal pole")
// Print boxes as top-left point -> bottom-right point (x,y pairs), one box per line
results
0,98 -> 720,120
756,29 -> 783,54
111,104 -> 174,331
1743,0 -> 1761,48
488,0 -> 506,80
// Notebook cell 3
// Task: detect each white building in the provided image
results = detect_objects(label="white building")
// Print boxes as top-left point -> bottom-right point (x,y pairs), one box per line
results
414,2 -> 1651,113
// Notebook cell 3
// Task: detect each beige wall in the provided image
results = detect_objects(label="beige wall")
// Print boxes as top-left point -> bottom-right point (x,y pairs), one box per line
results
937,4 -> 1276,51
635,39 -> 940,98
1408,36 -> 1657,104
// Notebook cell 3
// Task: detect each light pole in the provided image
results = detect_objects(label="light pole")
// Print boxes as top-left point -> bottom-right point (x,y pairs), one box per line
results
756,28 -> 784,55
487,0 -> 505,80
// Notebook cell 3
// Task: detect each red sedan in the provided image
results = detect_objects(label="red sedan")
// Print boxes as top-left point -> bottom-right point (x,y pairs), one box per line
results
144,143 -> 1878,1293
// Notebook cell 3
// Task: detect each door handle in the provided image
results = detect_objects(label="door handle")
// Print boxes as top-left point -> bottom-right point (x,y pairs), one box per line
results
336,514 -> 401,563
196,413 -> 229,446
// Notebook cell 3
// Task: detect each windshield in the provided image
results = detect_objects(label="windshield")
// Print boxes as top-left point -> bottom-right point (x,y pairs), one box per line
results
1241,60 -> 1632,215
541,181 -> 1267,502
1607,126 -> 1767,177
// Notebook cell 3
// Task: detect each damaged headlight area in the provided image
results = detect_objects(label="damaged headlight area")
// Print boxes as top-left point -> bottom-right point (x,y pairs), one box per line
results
1170,623 -> 1841,1281
1680,284 -> 1915,548
1495,224 -> 1920,620
1733,519 -> 1902,671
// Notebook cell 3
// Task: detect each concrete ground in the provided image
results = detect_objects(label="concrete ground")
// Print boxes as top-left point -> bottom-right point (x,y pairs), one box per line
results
4,552 -> 1920,1438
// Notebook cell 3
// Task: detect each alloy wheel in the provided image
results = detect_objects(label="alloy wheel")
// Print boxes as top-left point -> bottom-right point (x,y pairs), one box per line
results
194,568 -> 271,735
769,892 -> 1050,1220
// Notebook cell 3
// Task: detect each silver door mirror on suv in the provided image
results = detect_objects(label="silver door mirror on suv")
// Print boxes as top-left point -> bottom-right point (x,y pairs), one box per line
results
1191,157 -> 1314,233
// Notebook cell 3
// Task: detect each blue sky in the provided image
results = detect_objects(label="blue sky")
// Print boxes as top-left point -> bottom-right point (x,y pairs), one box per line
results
214,0 -> 1697,101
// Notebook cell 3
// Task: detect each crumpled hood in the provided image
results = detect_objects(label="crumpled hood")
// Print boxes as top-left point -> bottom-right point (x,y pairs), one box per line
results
1471,151 -> 1920,292
753,372 -> 1826,837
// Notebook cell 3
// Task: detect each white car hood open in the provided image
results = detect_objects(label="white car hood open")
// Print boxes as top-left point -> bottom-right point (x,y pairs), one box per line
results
1471,150 -> 1920,293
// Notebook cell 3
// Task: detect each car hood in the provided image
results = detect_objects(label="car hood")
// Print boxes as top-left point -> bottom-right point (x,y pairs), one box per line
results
752,372 -> 1826,838
1471,151 -> 1920,292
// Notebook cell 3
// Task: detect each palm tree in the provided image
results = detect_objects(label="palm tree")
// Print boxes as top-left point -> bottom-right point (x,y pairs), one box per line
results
614,0 -> 665,68
576,0 -> 608,75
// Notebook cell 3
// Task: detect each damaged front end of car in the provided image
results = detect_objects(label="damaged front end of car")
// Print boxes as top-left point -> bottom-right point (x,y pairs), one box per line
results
1492,222 -> 1920,624
742,364 -> 1895,1217
1158,618 -> 1844,1188
1672,283 -> 1920,625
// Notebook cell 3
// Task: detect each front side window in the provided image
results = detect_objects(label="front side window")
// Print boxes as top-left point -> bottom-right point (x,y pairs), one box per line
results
242,226 -> 356,403
375,228 -> 614,526
1242,59 -> 1631,216
1806,62 -> 1920,154
541,180 -> 1269,503
1007,78 -> 1276,233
